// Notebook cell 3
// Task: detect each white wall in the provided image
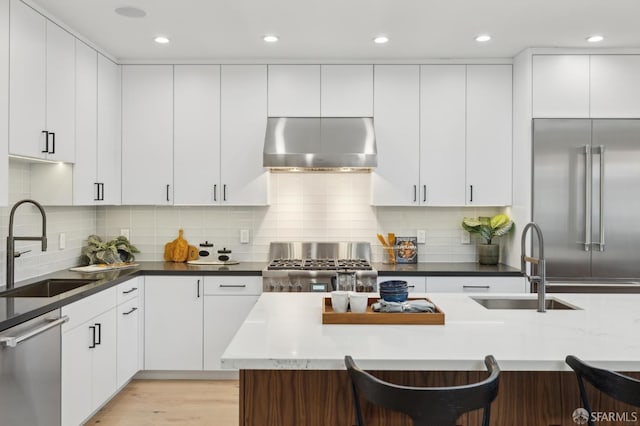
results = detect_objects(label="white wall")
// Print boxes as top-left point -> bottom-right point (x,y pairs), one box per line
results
0,160 -> 96,286
97,173 -> 501,263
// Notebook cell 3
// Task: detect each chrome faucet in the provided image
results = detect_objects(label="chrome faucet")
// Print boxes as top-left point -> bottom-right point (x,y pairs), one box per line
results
521,222 -> 546,313
5,199 -> 47,290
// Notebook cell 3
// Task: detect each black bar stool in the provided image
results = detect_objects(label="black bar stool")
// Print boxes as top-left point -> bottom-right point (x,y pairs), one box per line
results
344,355 -> 500,426
566,355 -> 640,426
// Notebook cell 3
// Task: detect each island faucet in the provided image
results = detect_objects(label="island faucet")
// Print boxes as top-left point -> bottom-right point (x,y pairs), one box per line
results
5,199 -> 47,290
521,222 -> 546,313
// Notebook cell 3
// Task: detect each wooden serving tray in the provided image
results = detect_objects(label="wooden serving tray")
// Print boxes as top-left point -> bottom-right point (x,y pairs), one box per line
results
322,297 -> 445,325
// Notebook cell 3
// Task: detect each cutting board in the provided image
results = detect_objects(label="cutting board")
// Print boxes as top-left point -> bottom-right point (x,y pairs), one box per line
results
186,260 -> 240,266
69,263 -> 139,273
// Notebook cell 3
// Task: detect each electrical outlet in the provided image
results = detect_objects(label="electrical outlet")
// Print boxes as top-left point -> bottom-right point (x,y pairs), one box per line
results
120,229 -> 130,239
416,230 -> 426,244
240,229 -> 250,244
59,233 -> 66,250
461,230 -> 471,244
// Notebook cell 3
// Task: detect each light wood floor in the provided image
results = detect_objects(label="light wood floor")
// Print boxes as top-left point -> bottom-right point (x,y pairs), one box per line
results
87,380 -> 239,425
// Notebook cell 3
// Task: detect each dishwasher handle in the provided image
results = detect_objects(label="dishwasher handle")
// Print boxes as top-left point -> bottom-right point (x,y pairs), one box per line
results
0,316 -> 69,348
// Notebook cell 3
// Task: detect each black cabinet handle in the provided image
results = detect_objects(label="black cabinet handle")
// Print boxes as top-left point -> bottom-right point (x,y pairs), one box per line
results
166,184 -> 170,202
99,183 -> 104,201
469,185 -> 474,203
223,184 -> 227,201
197,279 -> 200,298
413,185 -> 417,202
423,185 -> 427,202
123,307 -> 138,316
41,130 -> 49,153
94,183 -> 100,201
89,325 -> 96,348
213,184 -> 217,202
95,323 -> 101,345
49,132 -> 55,154
122,287 -> 137,294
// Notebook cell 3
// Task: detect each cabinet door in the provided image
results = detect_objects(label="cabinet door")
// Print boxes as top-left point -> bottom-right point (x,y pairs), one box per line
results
268,65 -> 320,117
420,65 -> 466,205
590,55 -> 640,118
426,276 -> 526,293
466,65 -> 512,206
377,276 -> 426,293
532,55 -> 590,118
73,40 -> 98,205
91,308 -> 117,411
96,55 -> 122,205
145,276 -> 203,370
174,65 -> 221,205
371,65 -> 420,206
321,65 -> 373,116
122,65 -> 173,205
117,298 -> 140,388
45,20 -> 75,162
0,0 -> 8,207
62,322 -> 93,426
203,295 -> 259,370
220,65 -> 269,205
9,0 -> 46,159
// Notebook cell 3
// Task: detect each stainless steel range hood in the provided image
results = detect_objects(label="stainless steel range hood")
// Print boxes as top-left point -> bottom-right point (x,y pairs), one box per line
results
263,117 -> 377,171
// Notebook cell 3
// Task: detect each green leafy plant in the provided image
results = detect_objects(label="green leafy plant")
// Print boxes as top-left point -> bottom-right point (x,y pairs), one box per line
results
462,214 -> 514,245
81,235 -> 140,265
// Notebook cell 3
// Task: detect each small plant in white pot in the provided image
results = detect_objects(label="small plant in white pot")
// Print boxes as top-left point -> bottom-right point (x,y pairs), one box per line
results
462,214 -> 514,265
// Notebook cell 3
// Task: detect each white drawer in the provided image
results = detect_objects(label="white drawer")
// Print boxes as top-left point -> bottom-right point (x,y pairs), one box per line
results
62,286 -> 117,333
426,276 -> 527,293
377,276 -> 426,293
117,277 -> 142,305
203,276 -> 262,295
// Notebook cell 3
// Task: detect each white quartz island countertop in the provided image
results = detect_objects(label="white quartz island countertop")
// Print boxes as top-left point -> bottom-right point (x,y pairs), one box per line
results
221,292 -> 640,372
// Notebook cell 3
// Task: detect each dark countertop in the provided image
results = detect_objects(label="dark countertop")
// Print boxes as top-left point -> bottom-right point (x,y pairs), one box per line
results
374,262 -> 523,276
0,260 -> 520,332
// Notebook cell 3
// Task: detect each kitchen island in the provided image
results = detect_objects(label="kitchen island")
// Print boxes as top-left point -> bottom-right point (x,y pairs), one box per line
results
222,292 -> 640,426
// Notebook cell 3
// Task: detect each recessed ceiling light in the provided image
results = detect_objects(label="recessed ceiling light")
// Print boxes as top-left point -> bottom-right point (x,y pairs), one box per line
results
373,35 -> 389,44
587,35 -> 604,43
475,34 -> 492,42
154,36 -> 170,44
114,6 -> 146,18
263,35 -> 279,43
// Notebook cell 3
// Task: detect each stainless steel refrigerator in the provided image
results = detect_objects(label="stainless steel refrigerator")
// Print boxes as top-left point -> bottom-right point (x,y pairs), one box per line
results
533,118 -> 640,284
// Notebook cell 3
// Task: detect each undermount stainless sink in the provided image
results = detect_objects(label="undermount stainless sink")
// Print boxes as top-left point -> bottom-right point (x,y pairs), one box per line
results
0,278 -> 98,298
471,297 -> 580,310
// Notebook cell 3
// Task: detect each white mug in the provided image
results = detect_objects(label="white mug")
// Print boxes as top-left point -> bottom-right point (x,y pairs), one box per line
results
331,291 -> 349,313
349,293 -> 369,313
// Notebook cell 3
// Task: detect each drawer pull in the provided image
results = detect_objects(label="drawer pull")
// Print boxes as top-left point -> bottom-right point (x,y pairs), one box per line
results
407,285 -> 416,289
123,307 -> 138,316
122,287 -> 138,294
462,285 -> 490,289
219,284 -> 247,288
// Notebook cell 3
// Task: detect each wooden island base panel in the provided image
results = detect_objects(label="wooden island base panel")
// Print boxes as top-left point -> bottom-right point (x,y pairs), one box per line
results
239,369 -> 640,426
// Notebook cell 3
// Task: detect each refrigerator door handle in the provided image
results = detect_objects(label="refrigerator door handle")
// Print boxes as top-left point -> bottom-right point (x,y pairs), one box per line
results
596,145 -> 605,252
584,145 -> 592,251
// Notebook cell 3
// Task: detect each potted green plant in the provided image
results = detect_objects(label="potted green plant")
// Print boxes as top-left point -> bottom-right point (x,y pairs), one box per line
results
461,214 -> 514,265
81,235 -> 140,265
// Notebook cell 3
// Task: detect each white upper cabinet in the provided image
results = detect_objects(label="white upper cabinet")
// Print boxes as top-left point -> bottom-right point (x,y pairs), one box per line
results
174,65 -> 221,205
0,0 -> 8,207
590,55 -> 640,118
73,40 -> 98,205
268,65 -> 320,116
466,65 -> 512,206
320,65 -> 373,116
220,65 -> 269,205
122,65 -> 173,205
9,0 -> 75,162
532,55 -> 590,118
371,65 -> 420,206
420,65 -> 466,206
96,54 -> 122,205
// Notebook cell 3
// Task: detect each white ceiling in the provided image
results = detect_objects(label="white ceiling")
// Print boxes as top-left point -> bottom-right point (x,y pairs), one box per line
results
29,0 -> 640,62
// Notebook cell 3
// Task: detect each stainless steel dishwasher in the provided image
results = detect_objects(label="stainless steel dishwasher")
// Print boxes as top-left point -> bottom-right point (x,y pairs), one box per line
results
0,308 -> 67,426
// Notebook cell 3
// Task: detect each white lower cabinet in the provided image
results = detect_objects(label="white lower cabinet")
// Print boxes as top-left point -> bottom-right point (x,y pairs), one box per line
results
377,276 -> 426,293
61,288 -> 117,426
426,276 -> 527,293
203,276 -> 261,370
144,276 -> 203,370
116,277 -> 143,388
